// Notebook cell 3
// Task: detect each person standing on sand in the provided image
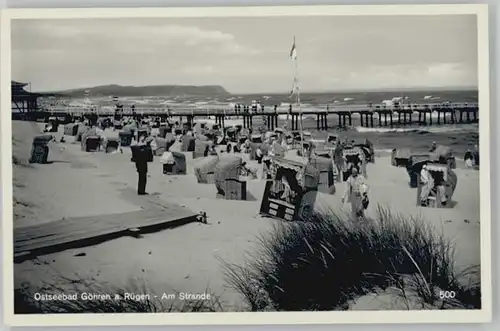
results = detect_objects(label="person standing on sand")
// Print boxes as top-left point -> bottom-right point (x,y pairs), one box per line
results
429,141 -> 437,152
341,167 -> 369,220
256,146 -> 264,164
131,135 -> 153,195
452,107 -> 459,123
278,173 -> 293,203
95,125 -> 107,151
209,145 -> 218,156
419,164 -> 434,206
464,149 -> 474,168
473,144 -> 480,167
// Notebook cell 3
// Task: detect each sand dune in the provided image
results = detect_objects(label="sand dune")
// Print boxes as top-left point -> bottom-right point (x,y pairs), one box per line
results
12,121 -> 480,311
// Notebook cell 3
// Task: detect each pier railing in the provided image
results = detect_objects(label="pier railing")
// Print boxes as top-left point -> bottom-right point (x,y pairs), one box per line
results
37,102 -> 478,116
14,102 -> 479,130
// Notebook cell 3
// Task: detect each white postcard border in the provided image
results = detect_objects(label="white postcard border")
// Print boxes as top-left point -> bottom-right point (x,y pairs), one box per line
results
0,4 -> 492,326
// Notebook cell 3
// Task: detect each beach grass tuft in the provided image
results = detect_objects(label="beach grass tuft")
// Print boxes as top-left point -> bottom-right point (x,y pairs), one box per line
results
221,205 -> 481,311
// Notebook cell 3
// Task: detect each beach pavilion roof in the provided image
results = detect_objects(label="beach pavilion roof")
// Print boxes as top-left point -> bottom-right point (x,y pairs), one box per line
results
11,80 -> 58,101
12,80 -> 29,88
12,81 -> 42,101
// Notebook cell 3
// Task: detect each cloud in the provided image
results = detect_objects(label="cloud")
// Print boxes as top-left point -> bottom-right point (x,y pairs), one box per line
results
10,16 -> 478,93
337,62 -> 476,90
182,65 -> 216,75
12,20 -> 259,56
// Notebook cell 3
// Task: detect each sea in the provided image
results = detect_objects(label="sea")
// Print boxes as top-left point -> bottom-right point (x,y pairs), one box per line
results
36,89 -> 479,155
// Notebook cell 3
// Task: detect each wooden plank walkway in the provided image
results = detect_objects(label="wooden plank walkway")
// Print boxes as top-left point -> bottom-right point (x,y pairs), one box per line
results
14,189 -> 199,263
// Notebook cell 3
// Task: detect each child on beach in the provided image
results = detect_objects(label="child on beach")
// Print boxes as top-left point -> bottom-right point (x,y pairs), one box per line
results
464,150 -> 474,168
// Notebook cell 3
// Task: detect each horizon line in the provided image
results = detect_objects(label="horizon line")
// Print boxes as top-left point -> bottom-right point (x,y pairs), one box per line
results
29,84 -> 479,95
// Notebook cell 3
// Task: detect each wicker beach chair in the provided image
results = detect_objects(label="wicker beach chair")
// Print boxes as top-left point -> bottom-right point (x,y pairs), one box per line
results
309,154 -> 335,195
153,137 -> 168,156
416,163 -> 457,208
81,127 -> 99,151
214,155 -> 246,200
431,145 -> 457,169
47,117 -> 59,133
160,151 -> 187,175
158,126 -> 169,138
193,140 -> 212,159
29,135 -> 53,164
249,142 -> 270,162
406,154 -> 433,188
225,127 -> 238,142
113,120 -> 123,130
75,124 -> 88,142
119,131 -> 134,147
260,157 -> 320,221
181,135 -> 196,152
353,139 -> 375,163
84,136 -> 102,152
326,134 -> 338,145
105,138 -> 120,154
391,148 -> 412,167
123,123 -> 137,137
341,147 -> 367,181
194,155 -> 220,184
250,134 -> 263,144
64,123 -> 79,136
271,141 -> 286,158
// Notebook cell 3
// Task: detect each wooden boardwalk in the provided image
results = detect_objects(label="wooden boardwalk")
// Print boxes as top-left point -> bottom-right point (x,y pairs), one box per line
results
14,189 -> 198,263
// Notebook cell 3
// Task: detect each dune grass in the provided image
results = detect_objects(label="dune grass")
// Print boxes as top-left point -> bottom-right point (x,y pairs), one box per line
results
221,205 -> 481,311
12,135 -> 33,167
15,281 -> 223,314
16,206 -> 481,313
11,121 -> 44,167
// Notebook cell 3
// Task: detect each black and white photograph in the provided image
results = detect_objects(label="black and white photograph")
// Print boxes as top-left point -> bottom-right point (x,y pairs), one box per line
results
1,4 -> 491,326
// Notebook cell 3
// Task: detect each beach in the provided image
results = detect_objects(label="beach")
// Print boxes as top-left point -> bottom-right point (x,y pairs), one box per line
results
12,119 -> 480,311
35,87 -> 479,157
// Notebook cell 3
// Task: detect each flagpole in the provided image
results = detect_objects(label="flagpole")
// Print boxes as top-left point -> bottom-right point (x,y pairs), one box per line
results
286,36 -> 296,132
292,37 -> 306,159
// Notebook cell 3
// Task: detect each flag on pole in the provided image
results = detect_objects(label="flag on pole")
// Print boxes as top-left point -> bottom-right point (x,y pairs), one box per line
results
289,37 -> 297,60
289,84 -> 299,99
289,36 -> 298,98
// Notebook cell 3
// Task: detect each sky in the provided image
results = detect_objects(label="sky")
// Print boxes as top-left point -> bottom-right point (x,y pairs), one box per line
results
11,15 -> 478,94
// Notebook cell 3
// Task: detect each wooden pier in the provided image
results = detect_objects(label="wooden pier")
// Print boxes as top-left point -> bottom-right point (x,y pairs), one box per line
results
13,102 -> 479,131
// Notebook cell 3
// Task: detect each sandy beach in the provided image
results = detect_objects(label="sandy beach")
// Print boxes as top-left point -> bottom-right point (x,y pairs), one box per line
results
12,119 -> 480,311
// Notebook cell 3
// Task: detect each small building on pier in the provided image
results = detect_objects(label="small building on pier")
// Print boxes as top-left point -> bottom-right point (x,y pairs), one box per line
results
11,80 -> 44,113
11,81 -> 60,121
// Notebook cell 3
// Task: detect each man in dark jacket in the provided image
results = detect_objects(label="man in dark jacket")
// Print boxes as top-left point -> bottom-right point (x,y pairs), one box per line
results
131,135 -> 153,195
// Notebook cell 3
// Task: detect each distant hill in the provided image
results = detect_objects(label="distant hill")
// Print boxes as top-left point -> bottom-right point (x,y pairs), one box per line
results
48,84 -> 231,97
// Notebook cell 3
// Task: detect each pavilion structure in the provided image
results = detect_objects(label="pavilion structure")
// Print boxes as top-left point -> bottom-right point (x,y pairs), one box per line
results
11,80 -> 43,113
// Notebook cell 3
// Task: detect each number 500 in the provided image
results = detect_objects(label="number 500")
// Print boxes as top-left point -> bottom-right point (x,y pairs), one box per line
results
439,291 -> 456,299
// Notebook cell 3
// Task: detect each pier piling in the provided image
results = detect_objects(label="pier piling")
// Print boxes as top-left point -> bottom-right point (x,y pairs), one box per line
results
17,102 -> 479,131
